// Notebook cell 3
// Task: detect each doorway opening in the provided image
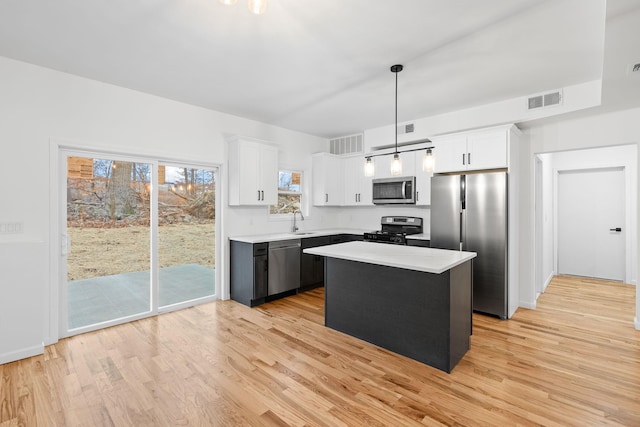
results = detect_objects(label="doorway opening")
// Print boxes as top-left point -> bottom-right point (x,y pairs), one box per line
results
62,150 -> 218,336
533,144 -> 637,324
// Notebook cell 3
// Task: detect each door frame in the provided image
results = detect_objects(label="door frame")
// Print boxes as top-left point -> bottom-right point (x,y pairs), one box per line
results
48,139 -> 222,344
554,166 -> 627,281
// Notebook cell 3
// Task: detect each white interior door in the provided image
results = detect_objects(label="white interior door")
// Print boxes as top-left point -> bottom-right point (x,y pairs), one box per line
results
557,167 -> 625,281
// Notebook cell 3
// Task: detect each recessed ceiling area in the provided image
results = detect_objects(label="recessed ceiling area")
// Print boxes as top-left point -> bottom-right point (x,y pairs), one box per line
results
0,0 -> 635,138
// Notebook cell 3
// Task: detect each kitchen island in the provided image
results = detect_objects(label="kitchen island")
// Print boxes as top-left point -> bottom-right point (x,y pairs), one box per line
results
304,241 -> 476,373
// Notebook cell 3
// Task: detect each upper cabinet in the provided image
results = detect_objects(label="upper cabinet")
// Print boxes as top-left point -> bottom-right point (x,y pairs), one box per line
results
432,126 -> 511,174
228,137 -> 278,206
343,155 -> 373,206
312,153 -> 344,206
413,152 -> 433,206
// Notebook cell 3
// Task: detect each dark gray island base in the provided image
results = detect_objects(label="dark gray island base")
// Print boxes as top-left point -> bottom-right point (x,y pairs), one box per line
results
319,248 -> 473,373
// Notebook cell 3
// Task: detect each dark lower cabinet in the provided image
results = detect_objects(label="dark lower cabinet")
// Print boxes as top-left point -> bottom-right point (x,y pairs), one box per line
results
407,239 -> 430,248
231,234 -> 365,307
300,236 -> 331,291
330,233 -> 363,244
230,241 -> 268,307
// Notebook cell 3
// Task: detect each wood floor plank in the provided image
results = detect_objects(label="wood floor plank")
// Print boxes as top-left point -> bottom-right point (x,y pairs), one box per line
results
1,274 -> 639,426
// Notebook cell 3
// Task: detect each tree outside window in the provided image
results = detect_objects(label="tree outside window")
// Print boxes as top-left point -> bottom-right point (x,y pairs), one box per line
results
270,170 -> 302,215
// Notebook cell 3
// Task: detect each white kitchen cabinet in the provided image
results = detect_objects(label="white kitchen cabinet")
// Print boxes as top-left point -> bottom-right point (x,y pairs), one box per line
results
414,151 -> 433,205
312,153 -> 344,206
373,151 -> 416,179
432,127 -> 508,173
228,137 -> 278,206
343,155 -> 373,206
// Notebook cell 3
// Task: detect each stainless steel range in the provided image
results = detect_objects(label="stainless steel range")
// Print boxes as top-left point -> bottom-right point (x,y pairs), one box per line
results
363,216 -> 423,245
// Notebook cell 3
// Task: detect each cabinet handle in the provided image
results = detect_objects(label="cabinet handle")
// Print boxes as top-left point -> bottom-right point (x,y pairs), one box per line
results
257,190 -> 261,201
416,191 -> 419,202
325,193 -> 328,203
261,190 -> 264,201
468,153 -> 471,165
462,153 -> 466,165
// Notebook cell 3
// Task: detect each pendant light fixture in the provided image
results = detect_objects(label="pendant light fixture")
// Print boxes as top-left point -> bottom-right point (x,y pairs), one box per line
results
219,0 -> 267,15
390,64 -> 403,176
364,157 -> 375,177
422,147 -> 435,172
247,0 -> 267,14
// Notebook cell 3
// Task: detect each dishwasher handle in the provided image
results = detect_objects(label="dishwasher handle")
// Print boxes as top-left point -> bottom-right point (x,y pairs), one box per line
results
269,239 -> 301,250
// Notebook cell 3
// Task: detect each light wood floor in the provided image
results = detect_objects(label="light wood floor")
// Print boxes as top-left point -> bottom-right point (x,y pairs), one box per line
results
1,275 -> 638,426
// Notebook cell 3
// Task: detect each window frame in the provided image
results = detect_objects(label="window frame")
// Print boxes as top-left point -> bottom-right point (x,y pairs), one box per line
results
269,168 -> 305,219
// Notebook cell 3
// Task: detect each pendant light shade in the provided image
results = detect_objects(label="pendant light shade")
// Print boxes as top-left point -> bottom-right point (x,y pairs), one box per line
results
390,153 -> 402,176
390,64 -> 403,176
422,148 -> 434,172
248,0 -> 267,14
364,157 -> 375,177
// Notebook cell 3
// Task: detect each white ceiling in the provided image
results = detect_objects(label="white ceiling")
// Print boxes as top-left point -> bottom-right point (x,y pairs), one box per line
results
0,0 -> 637,138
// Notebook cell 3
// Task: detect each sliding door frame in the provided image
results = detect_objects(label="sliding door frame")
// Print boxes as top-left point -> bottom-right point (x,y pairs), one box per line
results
48,139 -> 221,342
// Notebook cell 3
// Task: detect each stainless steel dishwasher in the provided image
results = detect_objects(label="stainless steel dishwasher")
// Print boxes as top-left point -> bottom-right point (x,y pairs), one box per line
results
268,239 -> 301,295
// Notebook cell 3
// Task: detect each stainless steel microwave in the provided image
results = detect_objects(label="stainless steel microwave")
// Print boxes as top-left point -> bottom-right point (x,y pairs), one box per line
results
372,176 -> 416,204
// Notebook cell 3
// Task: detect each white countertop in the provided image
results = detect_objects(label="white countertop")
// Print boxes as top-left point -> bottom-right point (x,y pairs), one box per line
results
304,241 -> 475,274
229,229 -> 430,244
229,228 -> 364,244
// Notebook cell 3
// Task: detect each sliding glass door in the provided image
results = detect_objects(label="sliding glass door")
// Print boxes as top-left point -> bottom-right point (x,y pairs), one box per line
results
158,164 -> 216,309
62,151 -> 218,336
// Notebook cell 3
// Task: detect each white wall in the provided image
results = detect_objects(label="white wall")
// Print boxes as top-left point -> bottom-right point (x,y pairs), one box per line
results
540,153 -> 555,291
0,56 -> 327,363
521,108 -> 640,329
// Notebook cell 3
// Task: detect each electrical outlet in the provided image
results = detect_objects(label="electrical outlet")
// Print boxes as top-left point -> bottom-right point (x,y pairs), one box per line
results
0,222 -> 24,234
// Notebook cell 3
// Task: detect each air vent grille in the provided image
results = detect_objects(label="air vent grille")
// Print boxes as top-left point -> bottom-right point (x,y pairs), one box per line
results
397,123 -> 415,135
330,134 -> 364,155
528,90 -> 562,110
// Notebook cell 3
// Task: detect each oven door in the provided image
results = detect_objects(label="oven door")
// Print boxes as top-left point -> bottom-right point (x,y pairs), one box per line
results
372,176 -> 416,204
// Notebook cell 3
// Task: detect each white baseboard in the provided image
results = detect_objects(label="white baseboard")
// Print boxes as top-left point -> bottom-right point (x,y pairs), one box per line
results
0,343 -> 44,365
635,317 -> 640,331
519,300 -> 537,310
543,271 -> 555,292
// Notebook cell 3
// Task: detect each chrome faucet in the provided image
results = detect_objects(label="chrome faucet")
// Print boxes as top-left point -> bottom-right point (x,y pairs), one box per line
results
292,210 -> 305,232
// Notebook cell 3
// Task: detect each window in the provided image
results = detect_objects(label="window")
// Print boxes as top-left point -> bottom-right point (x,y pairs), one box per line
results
270,170 -> 302,215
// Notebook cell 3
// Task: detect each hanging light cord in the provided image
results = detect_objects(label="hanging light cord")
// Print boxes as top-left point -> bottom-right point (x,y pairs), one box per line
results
395,67 -> 398,154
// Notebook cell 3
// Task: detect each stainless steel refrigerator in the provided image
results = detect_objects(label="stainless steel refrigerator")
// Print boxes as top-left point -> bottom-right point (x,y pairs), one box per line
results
430,171 -> 508,319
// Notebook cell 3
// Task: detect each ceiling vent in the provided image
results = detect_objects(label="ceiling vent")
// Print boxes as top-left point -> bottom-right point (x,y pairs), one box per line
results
527,89 -> 563,110
397,123 -> 415,135
330,133 -> 363,155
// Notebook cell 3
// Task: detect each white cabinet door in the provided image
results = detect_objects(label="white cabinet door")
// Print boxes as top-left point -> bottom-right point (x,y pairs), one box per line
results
259,144 -> 279,205
236,141 -> 261,204
413,152 -> 433,205
466,130 -> 508,171
312,153 -> 344,206
432,136 -> 467,173
229,138 -> 278,206
433,131 -> 507,173
343,156 -> 373,206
